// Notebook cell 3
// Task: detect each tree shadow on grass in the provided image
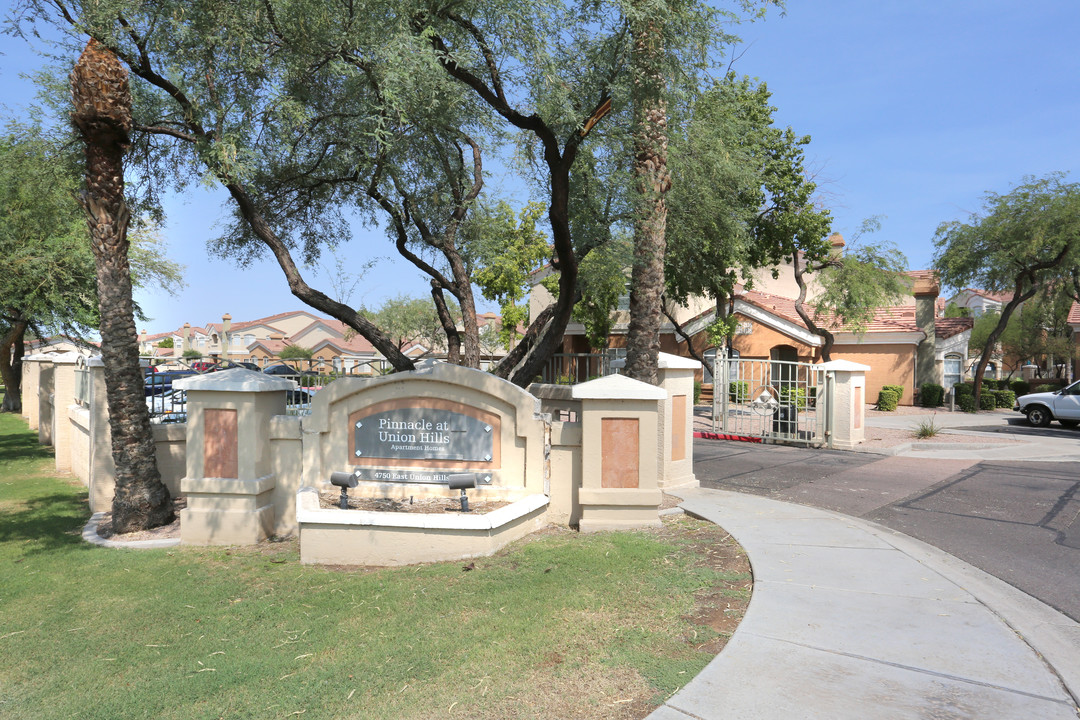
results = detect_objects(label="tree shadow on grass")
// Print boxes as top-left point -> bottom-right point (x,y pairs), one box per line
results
0,491 -> 94,557
0,431 -> 56,464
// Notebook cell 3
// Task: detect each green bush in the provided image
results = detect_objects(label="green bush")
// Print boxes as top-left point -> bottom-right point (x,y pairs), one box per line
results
729,381 -> 749,403
877,388 -> 899,411
883,384 -> 905,403
996,389 -> 1016,408
920,383 -> 945,407
953,383 -> 975,412
1033,384 -> 1056,393
979,390 -> 998,410
1010,379 -> 1030,396
693,381 -> 701,405
779,386 -> 808,411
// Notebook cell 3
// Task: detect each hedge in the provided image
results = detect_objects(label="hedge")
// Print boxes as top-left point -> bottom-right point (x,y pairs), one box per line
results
954,382 -> 976,412
877,388 -> 899,411
996,389 -> 1016,408
1010,379 -> 1030,396
920,383 -> 944,407
779,386 -> 809,411
979,391 -> 998,411
729,381 -> 749,403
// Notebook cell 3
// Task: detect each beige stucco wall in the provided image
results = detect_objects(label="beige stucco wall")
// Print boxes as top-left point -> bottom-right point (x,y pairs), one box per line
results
830,344 -> 916,406
730,318 -> 816,361
37,360 -> 54,446
548,421 -> 582,526
22,356 -> 43,428
69,406 -> 91,485
270,415 -> 304,537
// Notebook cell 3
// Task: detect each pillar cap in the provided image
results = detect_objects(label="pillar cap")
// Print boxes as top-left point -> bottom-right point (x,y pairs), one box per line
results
817,359 -> 870,372
174,368 -> 295,392
658,352 -> 701,370
572,374 -> 667,400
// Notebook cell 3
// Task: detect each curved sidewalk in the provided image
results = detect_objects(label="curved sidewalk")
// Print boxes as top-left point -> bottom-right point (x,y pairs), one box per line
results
649,488 -> 1080,720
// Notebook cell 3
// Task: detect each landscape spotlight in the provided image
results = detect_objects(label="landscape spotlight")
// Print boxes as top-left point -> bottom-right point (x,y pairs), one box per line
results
330,470 -> 360,509
447,473 -> 477,513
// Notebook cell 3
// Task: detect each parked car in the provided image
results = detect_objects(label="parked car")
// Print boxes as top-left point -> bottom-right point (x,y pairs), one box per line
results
286,388 -> 316,415
208,360 -> 261,372
1014,381 -> 1080,428
143,370 -> 196,397
263,363 -> 301,376
146,389 -> 188,423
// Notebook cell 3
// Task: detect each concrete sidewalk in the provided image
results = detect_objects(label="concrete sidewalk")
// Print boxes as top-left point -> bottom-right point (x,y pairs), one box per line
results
648,488 -> 1080,720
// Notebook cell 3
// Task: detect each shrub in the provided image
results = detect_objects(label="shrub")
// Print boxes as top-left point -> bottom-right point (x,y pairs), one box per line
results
1010,379 -> 1030,396
953,382 -> 975,412
920,383 -> 945,407
779,386 -> 808,411
1033,384 -> 1056,393
877,388 -> 899,411
979,390 -> 998,410
996,389 -> 1016,408
693,381 -> 701,405
883,384 -> 905,403
729,381 -> 749,403
914,415 -> 941,438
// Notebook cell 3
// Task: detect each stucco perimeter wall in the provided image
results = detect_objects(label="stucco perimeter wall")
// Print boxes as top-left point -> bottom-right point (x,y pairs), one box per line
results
300,364 -> 546,503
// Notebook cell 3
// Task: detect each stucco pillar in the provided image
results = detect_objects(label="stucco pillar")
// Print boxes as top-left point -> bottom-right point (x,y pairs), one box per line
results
176,369 -> 292,545
49,352 -> 82,473
21,354 -> 47,430
37,357 -> 56,447
572,374 -> 666,533
656,352 -> 699,490
818,359 -> 869,451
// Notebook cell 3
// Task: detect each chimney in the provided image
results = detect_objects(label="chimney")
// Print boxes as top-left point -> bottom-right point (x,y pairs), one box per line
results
913,273 -> 940,392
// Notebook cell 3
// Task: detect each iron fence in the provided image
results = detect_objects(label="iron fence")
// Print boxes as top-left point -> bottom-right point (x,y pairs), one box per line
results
710,352 -> 830,447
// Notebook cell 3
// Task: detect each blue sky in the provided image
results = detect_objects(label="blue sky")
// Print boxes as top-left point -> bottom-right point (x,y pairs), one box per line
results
2,1 -> 1079,334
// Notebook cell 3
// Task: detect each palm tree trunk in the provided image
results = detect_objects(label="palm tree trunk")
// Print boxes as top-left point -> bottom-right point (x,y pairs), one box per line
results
72,40 -> 173,532
624,7 -> 670,385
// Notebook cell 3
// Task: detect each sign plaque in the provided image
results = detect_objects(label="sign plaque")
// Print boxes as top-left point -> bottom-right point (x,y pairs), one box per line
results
352,406 -> 495,463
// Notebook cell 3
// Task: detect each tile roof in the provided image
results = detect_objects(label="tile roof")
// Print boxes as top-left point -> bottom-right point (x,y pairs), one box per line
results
935,316 -> 973,339
965,288 -> 1011,303
736,288 -> 922,334
1068,301 -> 1080,325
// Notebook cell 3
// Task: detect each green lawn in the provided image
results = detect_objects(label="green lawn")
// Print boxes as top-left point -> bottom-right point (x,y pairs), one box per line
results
0,412 -> 749,720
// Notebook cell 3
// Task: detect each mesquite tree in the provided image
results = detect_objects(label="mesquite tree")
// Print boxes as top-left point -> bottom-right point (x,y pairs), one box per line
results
70,39 -> 173,532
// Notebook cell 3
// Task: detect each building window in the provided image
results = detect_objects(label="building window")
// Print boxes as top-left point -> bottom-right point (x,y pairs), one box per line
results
944,354 -> 962,390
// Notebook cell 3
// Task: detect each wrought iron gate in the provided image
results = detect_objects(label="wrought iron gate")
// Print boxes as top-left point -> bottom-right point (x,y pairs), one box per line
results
710,352 -> 832,447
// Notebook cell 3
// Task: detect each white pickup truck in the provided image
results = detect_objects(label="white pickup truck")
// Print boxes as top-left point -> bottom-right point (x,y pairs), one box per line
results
1014,381 -> 1080,428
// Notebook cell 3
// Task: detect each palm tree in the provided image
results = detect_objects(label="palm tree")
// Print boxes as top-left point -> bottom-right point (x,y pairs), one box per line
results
71,39 -> 173,532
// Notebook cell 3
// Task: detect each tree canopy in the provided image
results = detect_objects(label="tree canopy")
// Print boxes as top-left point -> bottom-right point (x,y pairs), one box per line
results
0,126 -> 182,412
13,0 -> 781,386
934,173 -> 1080,400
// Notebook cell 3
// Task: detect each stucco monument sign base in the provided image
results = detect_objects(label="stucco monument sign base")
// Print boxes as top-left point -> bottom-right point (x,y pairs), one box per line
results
121,359 -> 695,565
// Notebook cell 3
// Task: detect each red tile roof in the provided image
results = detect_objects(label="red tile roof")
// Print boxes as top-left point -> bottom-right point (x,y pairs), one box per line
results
935,316 -> 973,339
736,288 -> 923,334
1068,301 -> 1080,325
